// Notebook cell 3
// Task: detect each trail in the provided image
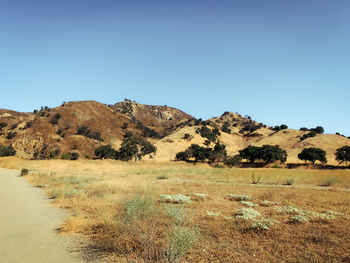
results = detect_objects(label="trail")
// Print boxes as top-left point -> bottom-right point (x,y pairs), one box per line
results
0,167 -> 90,263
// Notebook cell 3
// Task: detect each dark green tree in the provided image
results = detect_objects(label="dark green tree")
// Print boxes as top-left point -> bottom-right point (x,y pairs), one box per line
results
260,145 -> 287,164
0,145 -> 16,157
298,147 -> 327,164
224,155 -> 242,168
95,145 -> 117,159
116,132 -> 156,161
239,145 -> 262,163
335,146 -> 350,164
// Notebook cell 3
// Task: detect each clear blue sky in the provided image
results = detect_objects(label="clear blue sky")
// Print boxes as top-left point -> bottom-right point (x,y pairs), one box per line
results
1,0 -> 349,135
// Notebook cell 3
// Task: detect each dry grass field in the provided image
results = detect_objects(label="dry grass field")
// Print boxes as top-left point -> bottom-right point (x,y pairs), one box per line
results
1,157 -> 349,262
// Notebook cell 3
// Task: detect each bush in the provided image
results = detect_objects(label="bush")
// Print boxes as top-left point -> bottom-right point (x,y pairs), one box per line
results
224,155 -> 242,167
175,150 -> 191,161
6,131 -> 17,140
49,149 -> 60,159
61,152 -> 79,160
203,140 -> 211,146
23,121 -> 32,129
284,178 -> 295,185
49,113 -> 61,125
182,133 -> 193,140
335,145 -> 350,165
298,147 -> 327,164
157,175 -> 169,180
0,145 -> 16,157
95,145 -> 117,159
221,122 -> 231,134
321,177 -> 338,187
300,131 -> 317,141
251,173 -> 261,184
0,122 -> 7,130
272,124 -> 288,131
77,126 -> 103,141
195,126 -> 219,142
166,226 -> 200,262
20,168 -> 29,176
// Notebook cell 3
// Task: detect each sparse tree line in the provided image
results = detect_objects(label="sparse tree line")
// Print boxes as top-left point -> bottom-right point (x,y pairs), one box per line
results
175,142 -> 350,167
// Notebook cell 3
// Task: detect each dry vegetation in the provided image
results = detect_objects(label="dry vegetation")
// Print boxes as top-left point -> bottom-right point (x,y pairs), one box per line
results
1,157 -> 350,262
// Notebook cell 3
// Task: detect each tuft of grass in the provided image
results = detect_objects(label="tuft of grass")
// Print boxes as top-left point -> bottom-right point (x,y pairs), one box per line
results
166,205 -> 188,226
158,175 -> 169,180
20,168 -> 29,176
321,177 -> 338,187
166,226 -> 200,262
284,178 -> 295,185
251,173 -> 261,184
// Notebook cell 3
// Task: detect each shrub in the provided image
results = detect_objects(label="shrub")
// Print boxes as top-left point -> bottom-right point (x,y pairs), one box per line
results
285,178 -> 295,185
272,124 -> 288,131
250,218 -> 279,231
321,177 -> 338,187
49,113 -> 61,125
6,131 -> 17,140
0,122 -> 8,130
251,173 -> 261,184
298,147 -> 327,164
22,121 -> 32,129
61,152 -> 79,160
227,194 -> 251,201
94,145 -> 117,159
203,140 -> 211,146
157,175 -> 169,180
56,129 -> 65,138
288,215 -> 309,224
160,194 -> 191,204
235,207 -> 261,220
77,126 -> 103,141
300,131 -> 317,141
136,121 -> 160,138
239,120 -> 260,134
195,126 -> 219,142
166,226 -> 200,262
0,145 -> 16,156
224,155 -> 242,167
175,150 -> 191,161
20,168 -> 29,176
10,123 -> 18,130
49,149 -> 60,159
221,121 -> 231,134
122,122 -> 128,129
182,133 -> 193,141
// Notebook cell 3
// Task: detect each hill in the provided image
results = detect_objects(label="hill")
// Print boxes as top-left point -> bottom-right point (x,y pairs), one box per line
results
1,101 -> 349,164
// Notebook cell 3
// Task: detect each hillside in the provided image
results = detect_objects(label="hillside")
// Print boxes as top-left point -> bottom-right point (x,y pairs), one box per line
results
110,99 -> 194,137
1,101 -> 349,164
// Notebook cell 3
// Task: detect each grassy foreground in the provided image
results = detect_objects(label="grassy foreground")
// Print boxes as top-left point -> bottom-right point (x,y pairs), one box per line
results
1,157 -> 350,262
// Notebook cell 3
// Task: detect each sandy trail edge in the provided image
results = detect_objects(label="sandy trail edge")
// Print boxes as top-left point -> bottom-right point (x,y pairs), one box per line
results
0,167 -> 92,263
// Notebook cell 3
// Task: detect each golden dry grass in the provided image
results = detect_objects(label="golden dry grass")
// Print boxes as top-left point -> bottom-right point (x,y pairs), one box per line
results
1,157 -> 350,262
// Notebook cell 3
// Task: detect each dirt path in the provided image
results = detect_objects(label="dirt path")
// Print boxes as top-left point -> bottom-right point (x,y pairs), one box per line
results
0,167 -> 92,263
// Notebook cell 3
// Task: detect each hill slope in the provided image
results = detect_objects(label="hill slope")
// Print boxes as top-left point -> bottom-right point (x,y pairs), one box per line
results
1,102 -> 349,164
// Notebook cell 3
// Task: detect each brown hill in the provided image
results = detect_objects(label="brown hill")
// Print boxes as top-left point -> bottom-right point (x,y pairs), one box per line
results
0,101 -> 141,159
110,99 -> 195,137
1,103 -> 349,164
